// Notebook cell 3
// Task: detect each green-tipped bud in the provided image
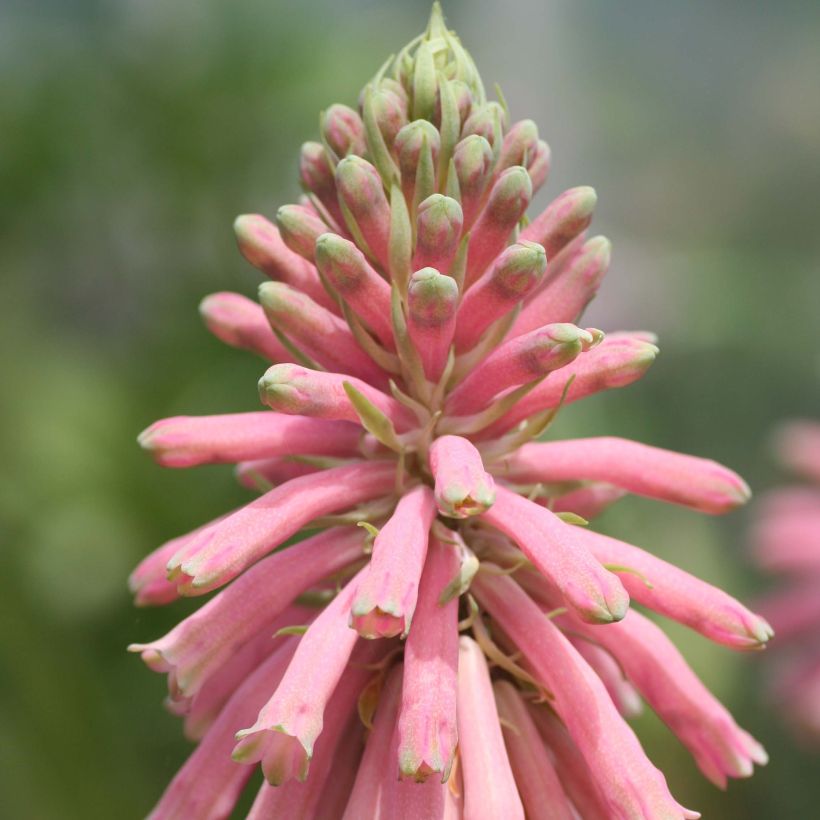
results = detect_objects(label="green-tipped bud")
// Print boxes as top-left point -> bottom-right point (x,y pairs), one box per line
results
497,119 -> 540,172
395,120 -> 441,183
522,185 -> 597,258
299,142 -> 334,197
414,194 -> 464,274
461,102 -> 508,148
408,268 -> 459,326
321,103 -> 366,158
453,134 -> 495,227
408,267 -> 459,381
492,240 -> 547,296
486,165 -> 532,224
275,204 -> 327,261
369,87 -> 408,150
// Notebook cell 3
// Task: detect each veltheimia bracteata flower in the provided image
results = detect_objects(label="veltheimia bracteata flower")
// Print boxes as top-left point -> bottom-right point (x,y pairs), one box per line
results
131,6 -> 770,818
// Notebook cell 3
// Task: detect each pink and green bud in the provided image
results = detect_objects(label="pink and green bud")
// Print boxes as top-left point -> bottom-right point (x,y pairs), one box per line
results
447,323 -> 599,416
258,280 -> 387,385
335,155 -> 392,270
481,486 -> 629,623
129,527 -> 364,699
457,636 -> 525,820
232,569 -> 365,784
368,87 -> 407,150
520,186 -> 598,258
407,267 -> 459,382
575,527 -> 774,649
429,434 -> 496,518
397,531 -> 461,780
314,232 -> 394,346
233,214 -> 337,311
465,165 -> 533,288
235,456 -> 319,493
413,194 -> 464,274
258,363 -> 414,430
563,607 -> 767,787
454,240 -> 547,352
526,139 -> 552,192
472,571 -> 700,820
138,411 -> 360,467
275,203 -> 329,262
482,333 -> 658,436
321,103 -> 366,158
493,680 -> 576,820
199,291 -> 289,362
146,637 -> 298,820
496,119 -> 540,173
350,485 -> 436,638
395,119 -> 441,202
513,235 -> 611,333
165,460 -> 395,595
299,141 -> 345,229
452,134 -> 495,227
496,436 -> 751,514
461,101 -> 508,147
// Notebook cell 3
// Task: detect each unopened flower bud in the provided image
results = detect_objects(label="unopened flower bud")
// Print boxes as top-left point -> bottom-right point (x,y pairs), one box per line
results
447,323 -> 598,416
465,165 -> 532,287
429,435 -> 496,518
275,204 -> 328,262
514,235 -> 611,334
314,232 -> 393,346
321,103 -> 366,158
454,240 -> 547,352
497,119 -> 539,172
521,186 -> 598,258
199,292 -> 289,363
407,267 -> 459,382
395,120 -> 441,202
299,142 -> 345,228
335,155 -> 391,270
233,214 -> 337,312
461,101 -> 508,146
413,194 -> 464,274
369,88 -> 407,149
258,281 -> 387,386
453,134 -> 495,228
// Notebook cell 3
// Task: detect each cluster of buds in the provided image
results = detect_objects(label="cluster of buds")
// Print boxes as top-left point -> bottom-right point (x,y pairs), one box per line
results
751,420 -> 820,740
132,6 -> 769,818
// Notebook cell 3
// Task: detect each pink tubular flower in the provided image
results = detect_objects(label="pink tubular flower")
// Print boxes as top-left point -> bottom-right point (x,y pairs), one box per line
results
751,420 -> 820,741
131,6 -> 766,816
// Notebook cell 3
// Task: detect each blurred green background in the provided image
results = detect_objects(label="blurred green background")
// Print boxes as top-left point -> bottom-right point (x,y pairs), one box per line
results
1,1 -> 818,817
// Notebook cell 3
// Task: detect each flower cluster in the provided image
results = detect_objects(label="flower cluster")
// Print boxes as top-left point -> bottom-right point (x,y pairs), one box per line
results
131,6 -> 769,817
751,420 -> 820,741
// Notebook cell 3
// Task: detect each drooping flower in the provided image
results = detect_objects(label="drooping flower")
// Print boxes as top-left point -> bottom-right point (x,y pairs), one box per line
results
751,420 -> 820,740
131,5 -> 769,817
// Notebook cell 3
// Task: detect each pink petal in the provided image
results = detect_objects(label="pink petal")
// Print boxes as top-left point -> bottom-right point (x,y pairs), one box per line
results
351,485 -> 437,638
165,460 -> 395,594
398,531 -> 460,780
472,571 -> 700,819
481,486 -> 629,623
138,412 -> 361,468
494,436 -> 750,514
